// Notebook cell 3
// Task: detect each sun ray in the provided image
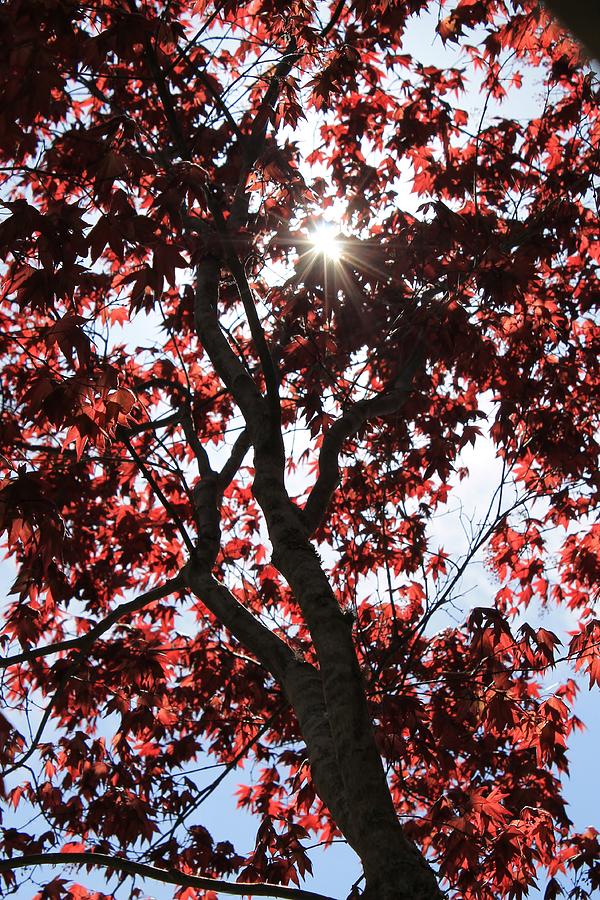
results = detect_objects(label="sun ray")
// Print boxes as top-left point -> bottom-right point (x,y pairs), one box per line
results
311,223 -> 342,261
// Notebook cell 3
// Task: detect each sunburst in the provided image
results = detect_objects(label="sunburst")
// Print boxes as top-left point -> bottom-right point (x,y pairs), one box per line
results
311,223 -> 343,262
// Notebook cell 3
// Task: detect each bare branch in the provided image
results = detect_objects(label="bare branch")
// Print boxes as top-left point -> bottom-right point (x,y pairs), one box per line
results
1,677 -> 66,777
163,3 -> 225,77
132,377 -> 194,404
190,471 -> 221,568
194,67 -> 246,142
320,0 -> 346,39
0,853 -> 337,900
242,38 -> 299,169
181,412 -> 214,479
153,710 -> 279,849
181,418 -> 245,566
218,428 -> 251,493
232,0 -> 346,220
125,410 -> 183,436
223,247 -> 282,424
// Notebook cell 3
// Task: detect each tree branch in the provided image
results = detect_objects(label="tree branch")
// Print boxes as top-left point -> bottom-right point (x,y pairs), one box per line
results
124,410 -> 184,437
133,5 -> 190,159
222,246 -> 282,425
130,2 -> 281,446
194,67 -> 246,143
218,428 -> 251,494
153,711 -> 279,850
181,411 -> 213,479
0,676 -> 67,777
193,256 -> 267,427
184,563 -> 294,680
302,353 -> 423,536
0,575 -> 185,669
0,853 -> 336,900
177,419 -> 354,840
320,0 -> 346,39
129,2 -> 281,432
232,0 -> 345,221
193,190 -> 282,440
248,341 -> 441,895
242,39 -> 299,169
229,40 -> 299,226
120,430 -> 197,555
184,563 -> 356,841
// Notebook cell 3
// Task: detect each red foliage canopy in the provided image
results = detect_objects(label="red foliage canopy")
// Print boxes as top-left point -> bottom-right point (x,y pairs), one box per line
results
0,1 -> 598,899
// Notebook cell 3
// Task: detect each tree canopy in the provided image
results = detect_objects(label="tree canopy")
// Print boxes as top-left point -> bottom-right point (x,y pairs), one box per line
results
0,1 -> 599,899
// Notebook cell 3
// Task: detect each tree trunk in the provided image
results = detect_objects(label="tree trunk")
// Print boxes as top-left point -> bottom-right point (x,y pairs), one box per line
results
251,456 -> 443,900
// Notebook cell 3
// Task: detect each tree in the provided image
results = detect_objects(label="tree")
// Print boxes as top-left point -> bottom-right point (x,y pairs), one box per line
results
0,1 -> 598,899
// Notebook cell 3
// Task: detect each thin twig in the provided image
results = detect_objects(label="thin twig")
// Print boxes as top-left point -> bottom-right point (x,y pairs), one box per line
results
120,431 -> 196,554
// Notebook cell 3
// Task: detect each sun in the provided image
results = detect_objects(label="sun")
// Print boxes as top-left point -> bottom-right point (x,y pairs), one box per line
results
311,223 -> 343,262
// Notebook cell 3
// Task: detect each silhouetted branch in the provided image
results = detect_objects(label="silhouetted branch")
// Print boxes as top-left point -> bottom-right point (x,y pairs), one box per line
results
125,411 -> 183,436
320,0 -> 346,39
224,249 -> 282,422
185,563 -> 292,679
219,428 -> 251,493
193,256 -> 266,426
0,575 -> 185,669
153,711 -> 278,850
0,680 -> 64,777
120,431 -> 196,555
0,853 -> 336,900
303,351 -> 424,535
181,412 -> 213,479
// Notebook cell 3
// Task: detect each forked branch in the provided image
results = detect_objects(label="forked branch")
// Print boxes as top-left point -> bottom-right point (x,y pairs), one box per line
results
184,564 -> 357,841
184,564 -> 296,679
194,256 -> 266,427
